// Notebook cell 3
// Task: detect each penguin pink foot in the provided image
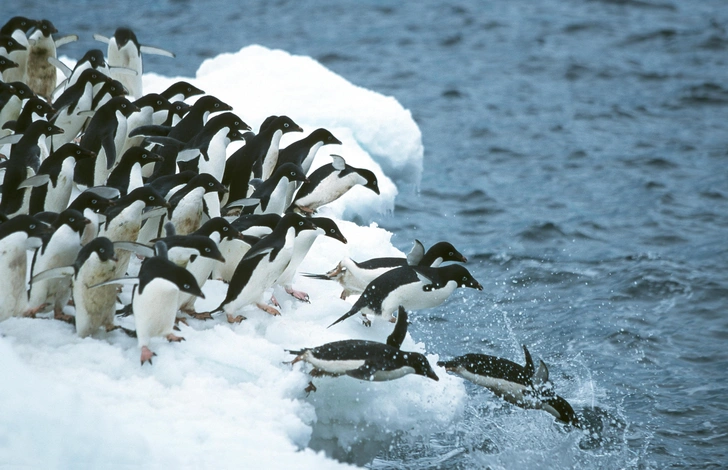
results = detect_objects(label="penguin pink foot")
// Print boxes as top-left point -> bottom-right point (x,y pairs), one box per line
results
54,307 -> 76,325
189,311 -> 215,321
269,295 -> 281,308
23,303 -> 50,319
140,346 -> 156,365
285,287 -> 310,303
226,313 -> 247,323
166,333 -> 185,342
256,302 -> 281,316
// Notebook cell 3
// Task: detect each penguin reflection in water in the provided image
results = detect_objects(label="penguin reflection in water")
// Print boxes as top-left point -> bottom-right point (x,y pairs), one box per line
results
288,307 -> 438,394
438,346 -> 580,427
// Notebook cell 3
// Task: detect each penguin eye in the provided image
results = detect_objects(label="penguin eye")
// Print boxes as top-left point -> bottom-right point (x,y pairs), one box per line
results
99,248 -> 105,253
222,227 -> 228,231
330,229 -> 335,233
284,123 -> 289,128
462,276 -> 468,282
183,284 -> 190,289
208,182 -> 213,187
92,199 -> 98,204
121,104 -> 127,108
148,196 -> 155,201
298,221 -> 304,226
29,224 -> 36,229
157,100 -> 162,106
69,217 -> 75,222
214,103 -> 219,108
204,248 -> 210,252
449,252 -> 454,256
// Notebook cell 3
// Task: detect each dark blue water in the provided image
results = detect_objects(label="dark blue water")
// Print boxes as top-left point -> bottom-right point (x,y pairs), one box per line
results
9,1 -> 728,467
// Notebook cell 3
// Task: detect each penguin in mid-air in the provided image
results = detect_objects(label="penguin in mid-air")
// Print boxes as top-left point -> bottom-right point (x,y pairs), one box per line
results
438,346 -> 580,427
0,214 -> 48,321
94,241 -> 204,365
328,263 -> 483,327
288,154 -> 379,215
306,240 -> 467,299
288,307 -> 438,394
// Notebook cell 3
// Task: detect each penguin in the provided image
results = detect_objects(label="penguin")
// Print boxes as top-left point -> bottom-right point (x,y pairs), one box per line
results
166,173 -> 227,235
50,68 -> 109,149
25,19 -> 77,101
0,214 -> 49,321
203,213 -> 317,322
134,170 -> 196,245
104,147 -> 163,196
328,264 -> 483,327
0,81 -> 36,133
234,162 -> 308,215
0,17 -> 35,83
159,100 -> 190,127
288,307 -> 438,393
66,189 -> 115,245
438,346 -> 580,427
0,36 -> 27,72
0,120 -> 63,217
90,78 -> 128,111
2,96 -> 54,134
153,225 -> 226,269
27,208 -> 89,320
29,237 -> 152,337
177,217 -> 241,317
0,55 -> 19,80
75,96 -> 139,187
306,240 -> 468,299
95,27 -> 175,99
276,127 -> 342,176
95,240 -> 204,364
99,185 -> 169,278
212,213 -> 280,283
59,49 -> 109,91
275,216 -> 347,303
289,154 -> 379,215
120,93 -> 171,157
28,143 -> 96,214
160,81 -> 204,104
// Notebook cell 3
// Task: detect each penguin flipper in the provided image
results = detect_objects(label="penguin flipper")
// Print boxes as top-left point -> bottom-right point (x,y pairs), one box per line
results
141,206 -> 169,221
385,307 -> 408,349
54,34 -> 79,48
18,174 -> 50,189
129,124 -> 172,138
92,33 -> 110,44
86,186 -> 121,199
101,134 -> 116,170
90,277 -> 139,289
113,241 -> 156,258
330,154 -> 346,171
31,266 -> 74,284
406,239 -> 425,265
47,56 -> 72,78
0,134 -> 23,146
139,45 -> 176,58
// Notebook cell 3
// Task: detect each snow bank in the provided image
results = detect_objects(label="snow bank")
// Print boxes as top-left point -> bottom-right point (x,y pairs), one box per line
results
1,46 -> 461,468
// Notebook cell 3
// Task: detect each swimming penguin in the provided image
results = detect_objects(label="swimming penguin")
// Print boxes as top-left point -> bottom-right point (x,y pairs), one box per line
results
95,240 -> 204,364
438,346 -> 580,427
28,144 -> 96,214
0,214 -> 49,321
236,162 -> 308,215
288,307 -> 438,393
289,154 -> 379,215
94,27 -> 175,99
104,146 -> 163,196
212,213 -> 281,283
75,96 -> 140,187
0,17 -> 35,84
25,19 -> 77,101
160,81 -> 204,104
275,216 -> 347,303
328,264 -> 483,327
306,240 -> 468,300
203,213 -> 317,323
49,68 -> 109,149
27,208 -> 89,320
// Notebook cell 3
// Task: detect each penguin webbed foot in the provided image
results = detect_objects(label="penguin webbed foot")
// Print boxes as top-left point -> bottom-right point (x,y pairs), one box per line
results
23,302 -> 51,318
174,317 -> 189,327
226,313 -> 247,323
107,325 -> 137,337
285,286 -> 310,303
54,309 -> 76,325
166,333 -> 185,342
304,381 -> 317,396
256,302 -> 281,316
140,346 -> 156,365
295,205 -> 316,216
361,315 -> 372,327
188,311 -> 215,321
116,303 -> 133,317
269,295 -> 281,308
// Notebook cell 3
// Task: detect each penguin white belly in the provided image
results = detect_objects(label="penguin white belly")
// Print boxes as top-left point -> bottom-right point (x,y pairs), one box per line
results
262,178 -> 290,215
171,187 -> 204,235
0,233 -> 31,321
213,238 -> 252,282
377,280 -> 458,321
73,256 -> 118,337
276,231 -> 317,287
370,366 -> 416,381
52,84 -> 94,148
120,108 -> 152,155
296,172 -> 364,211
303,351 -> 365,375
454,367 -> 529,405
81,210 -> 101,246
133,279 -> 179,348
28,227 -> 82,311
179,234 -> 220,310
109,41 -> 142,99
261,129 -> 283,181
338,259 -> 391,295
45,159 -> 76,212
101,202 -> 145,277
198,131 -> 229,181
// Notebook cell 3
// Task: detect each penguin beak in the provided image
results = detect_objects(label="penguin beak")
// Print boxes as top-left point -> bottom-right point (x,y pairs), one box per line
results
460,255 -> 468,263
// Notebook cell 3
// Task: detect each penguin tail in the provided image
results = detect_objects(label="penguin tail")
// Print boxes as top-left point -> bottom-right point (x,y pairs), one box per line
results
301,272 -> 334,281
327,306 -> 359,328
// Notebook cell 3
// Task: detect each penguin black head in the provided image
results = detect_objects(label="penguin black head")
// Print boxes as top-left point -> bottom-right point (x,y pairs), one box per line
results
75,237 -> 117,275
106,96 -> 140,117
404,351 -> 439,381
113,27 -> 140,51
280,213 -> 317,234
357,168 -> 380,195
22,97 -> 55,121
0,36 -> 26,53
98,79 -> 129,100
0,214 -> 48,240
157,233 -> 226,263
274,162 -> 308,184
441,264 -> 483,290
192,95 -> 232,114
51,143 -> 96,162
426,241 -> 468,264
310,217 -> 347,244
272,115 -> 303,134
1,17 -> 37,35
69,191 -> 115,214
126,186 -> 169,209
0,56 -> 18,73
74,68 -> 110,88
309,128 -> 342,146
542,395 -> 580,427
170,101 -> 190,119
138,255 -> 205,299
208,111 -> 251,133
119,147 -> 163,166
36,19 -> 58,37
161,81 -> 205,101
194,217 -> 241,241
25,119 -> 63,138
8,82 -> 36,101
77,49 -> 107,69
53,208 -> 90,234
188,173 -> 227,195
133,93 -> 171,112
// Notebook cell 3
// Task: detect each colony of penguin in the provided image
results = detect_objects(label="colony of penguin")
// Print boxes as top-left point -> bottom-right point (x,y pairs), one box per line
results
0,16 -> 580,428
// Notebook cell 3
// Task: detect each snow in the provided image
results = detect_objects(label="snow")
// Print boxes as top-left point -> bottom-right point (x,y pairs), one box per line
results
0,46 -> 460,468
